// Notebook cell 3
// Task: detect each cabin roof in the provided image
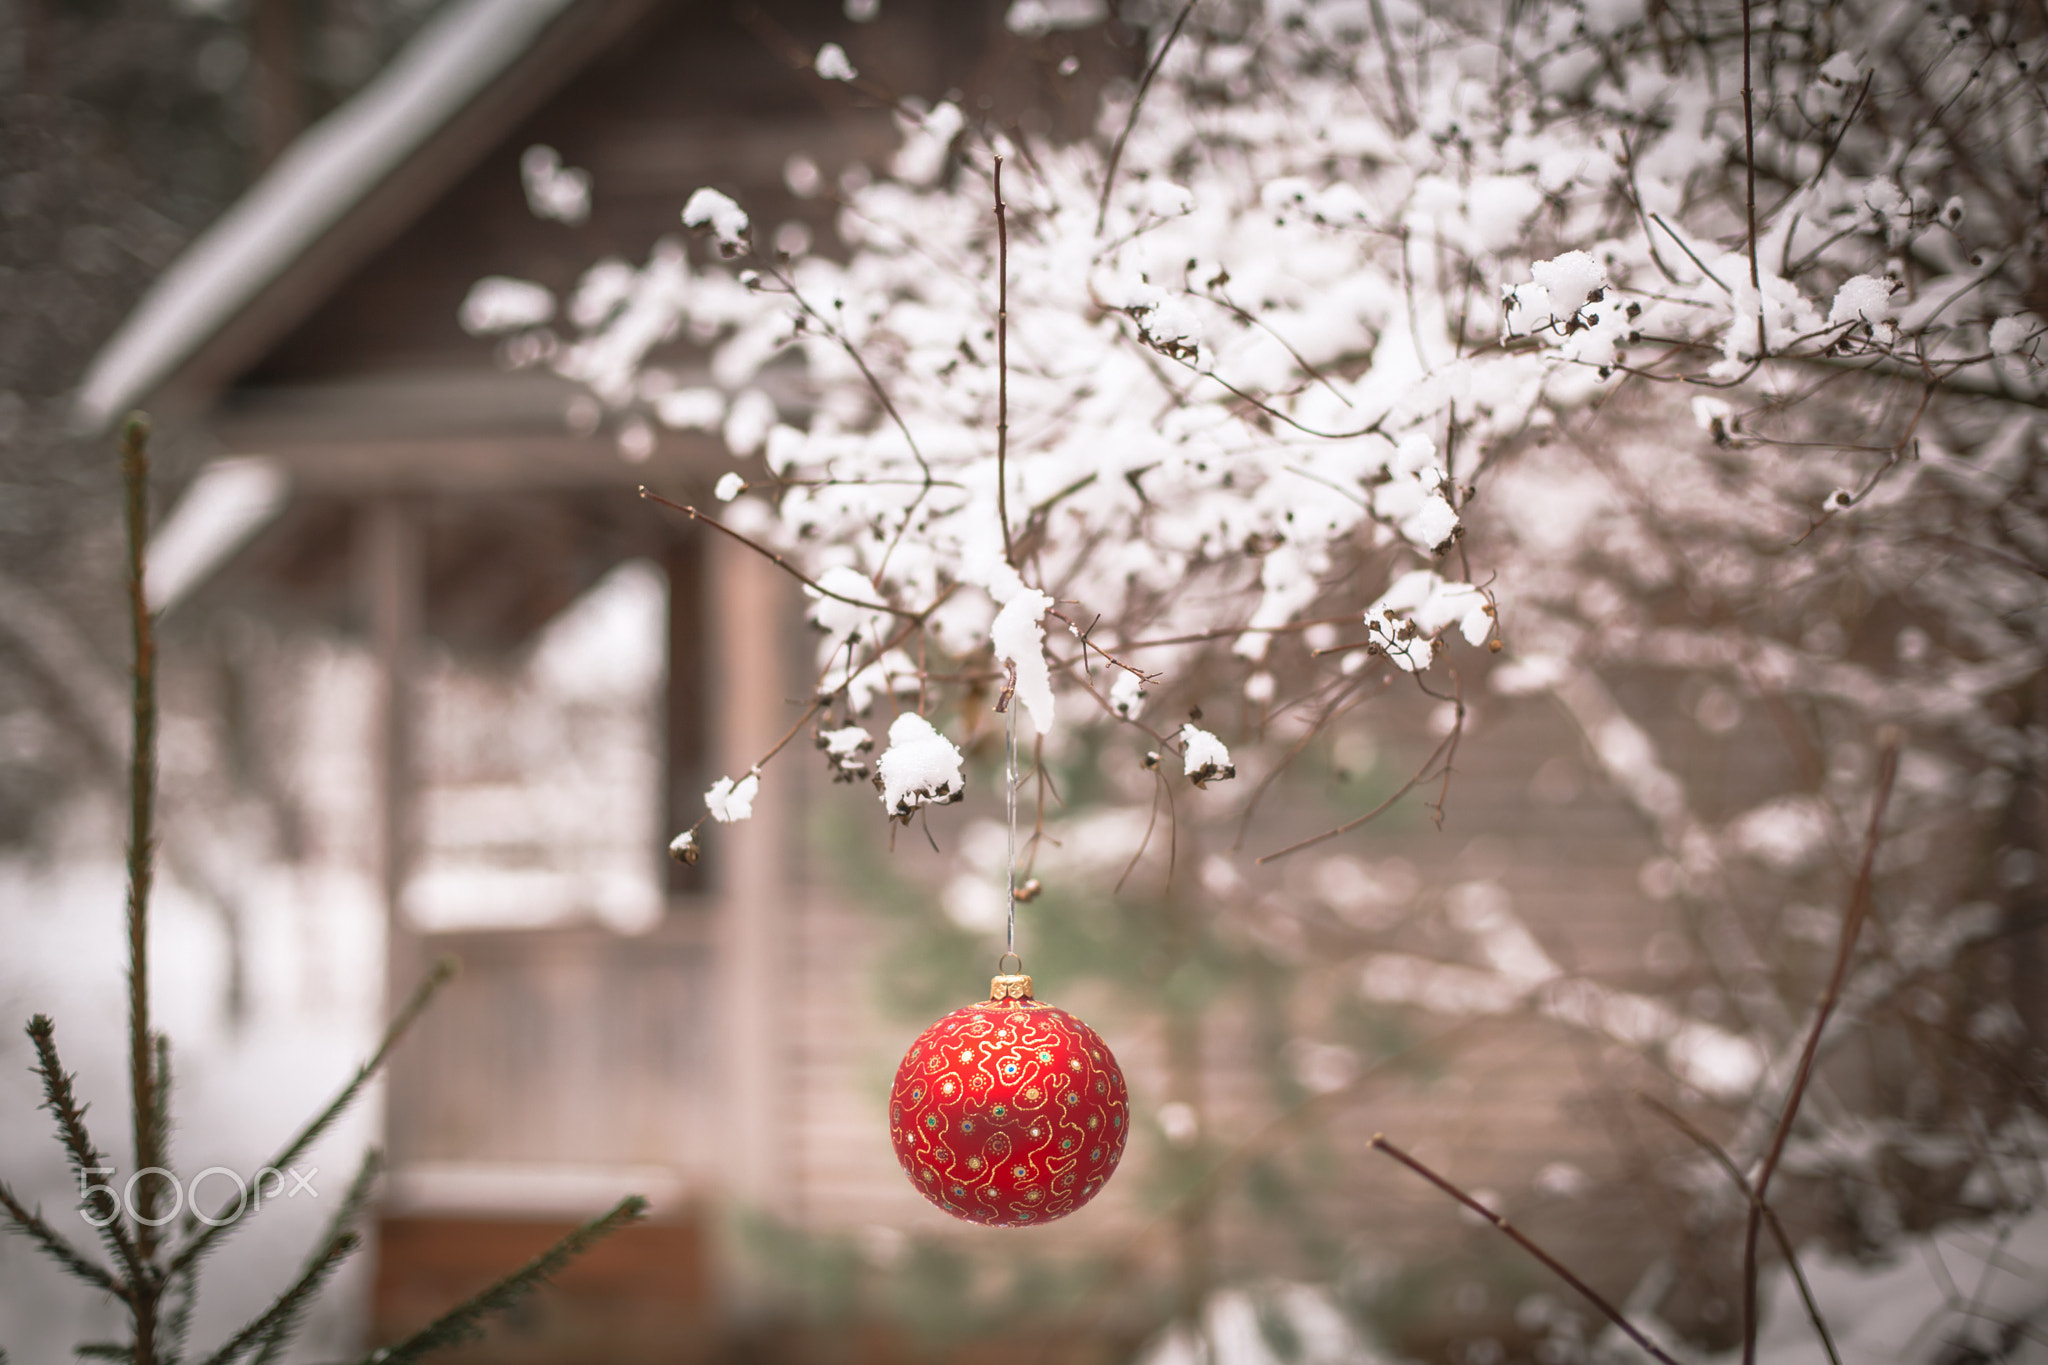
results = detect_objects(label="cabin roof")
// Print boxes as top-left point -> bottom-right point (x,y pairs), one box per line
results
74,0 -> 652,434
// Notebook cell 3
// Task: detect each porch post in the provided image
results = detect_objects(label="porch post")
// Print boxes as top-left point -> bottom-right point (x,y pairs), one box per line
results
709,534 -> 791,1214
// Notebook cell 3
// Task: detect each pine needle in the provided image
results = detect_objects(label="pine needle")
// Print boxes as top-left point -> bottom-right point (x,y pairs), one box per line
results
249,1151 -> 384,1365
168,959 -> 455,1276
354,1195 -> 648,1364
25,1015 -> 144,1282
195,1230 -> 360,1365
0,1179 -> 125,1298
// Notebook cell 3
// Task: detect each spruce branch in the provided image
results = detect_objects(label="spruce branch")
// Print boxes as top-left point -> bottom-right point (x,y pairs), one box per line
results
352,1196 -> 648,1364
169,959 -> 455,1276
0,1179 -> 126,1298
163,1264 -> 199,1365
194,1231 -> 360,1365
150,1034 -> 172,1183
147,1031 -> 173,1236
119,412 -> 165,1267
249,1151 -> 383,1365
25,1014 -> 145,1283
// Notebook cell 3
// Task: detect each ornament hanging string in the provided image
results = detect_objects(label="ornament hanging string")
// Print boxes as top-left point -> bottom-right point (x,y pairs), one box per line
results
995,154 -> 1021,974
1004,673 -> 1018,962
886,155 -> 1136,1234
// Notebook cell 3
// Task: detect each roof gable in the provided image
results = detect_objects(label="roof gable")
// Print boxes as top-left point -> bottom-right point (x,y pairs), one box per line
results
75,0 -> 660,433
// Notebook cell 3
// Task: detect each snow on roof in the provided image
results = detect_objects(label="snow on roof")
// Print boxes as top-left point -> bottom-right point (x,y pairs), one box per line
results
74,0 -> 583,434
144,456 -> 290,612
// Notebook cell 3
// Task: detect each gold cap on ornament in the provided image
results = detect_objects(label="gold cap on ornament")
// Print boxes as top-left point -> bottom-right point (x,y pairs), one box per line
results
989,973 -> 1034,1002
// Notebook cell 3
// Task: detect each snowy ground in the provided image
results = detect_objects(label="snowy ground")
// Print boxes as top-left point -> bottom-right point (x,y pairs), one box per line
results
0,843 -> 385,1362
1126,1198 -> 2048,1365
1707,1202 -> 2048,1365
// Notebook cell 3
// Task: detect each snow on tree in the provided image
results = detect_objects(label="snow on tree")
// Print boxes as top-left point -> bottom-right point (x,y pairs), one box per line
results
480,0 -> 2047,1354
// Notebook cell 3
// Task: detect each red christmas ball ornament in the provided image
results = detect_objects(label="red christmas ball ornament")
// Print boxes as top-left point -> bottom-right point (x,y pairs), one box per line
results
890,965 -> 1129,1226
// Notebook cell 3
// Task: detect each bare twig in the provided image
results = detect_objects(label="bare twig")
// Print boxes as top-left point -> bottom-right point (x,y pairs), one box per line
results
1369,1135 -> 1687,1365
677,606 -> 945,845
1120,614 -> 1362,651
639,490 -> 920,619
1047,607 -> 1156,683
1116,764 -> 1170,896
1739,0 -> 1765,360
1364,0 -> 1413,135
753,260 -> 935,490
1144,338 -> 1391,440
1037,1020 -> 1486,1365
1202,287 -> 1352,406
1094,0 -> 1199,236
1649,214 -> 1734,293
1257,695 -> 1463,864
1638,1095 -> 1842,1365
1230,667 -> 1386,852
1740,737 -> 1900,1365
995,658 -> 1017,714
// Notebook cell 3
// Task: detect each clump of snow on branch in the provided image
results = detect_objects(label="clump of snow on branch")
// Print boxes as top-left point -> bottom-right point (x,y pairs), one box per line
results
655,386 -> 724,430
1989,315 -> 2039,356
680,187 -> 749,255
1179,724 -> 1234,788
813,42 -> 857,81
875,713 -> 965,821
1109,670 -> 1145,721
816,724 -> 873,782
990,586 -> 1055,736
807,565 -> 891,643
1005,0 -> 1104,35
891,101 -> 964,186
1364,570 -> 1494,673
521,144 -> 591,224
705,770 -> 759,823
459,277 -> 554,335
1829,275 -> 1896,328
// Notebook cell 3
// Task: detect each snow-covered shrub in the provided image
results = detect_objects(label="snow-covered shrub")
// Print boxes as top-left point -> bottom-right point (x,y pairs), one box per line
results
477,0 -> 2047,1351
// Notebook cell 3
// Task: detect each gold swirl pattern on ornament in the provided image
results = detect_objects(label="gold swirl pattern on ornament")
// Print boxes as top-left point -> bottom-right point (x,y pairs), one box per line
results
889,1000 -> 1129,1227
